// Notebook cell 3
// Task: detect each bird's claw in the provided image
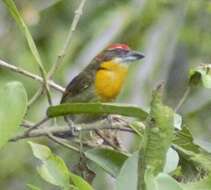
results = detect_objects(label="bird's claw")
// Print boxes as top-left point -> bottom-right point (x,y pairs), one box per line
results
70,126 -> 79,137
66,119 -> 79,137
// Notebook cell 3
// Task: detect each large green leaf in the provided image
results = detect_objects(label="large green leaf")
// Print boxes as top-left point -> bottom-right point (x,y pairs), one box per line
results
85,148 -> 128,177
0,82 -> 27,149
116,152 -> 139,190
180,175 -> 211,190
69,172 -> 93,190
29,142 -> 70,187
138,86 -> 175,189
156,173 -> 183,190
173,127 -> 211,175
145,171 -> 183,190
47,103 -> 148,120
29,142 -> 93,190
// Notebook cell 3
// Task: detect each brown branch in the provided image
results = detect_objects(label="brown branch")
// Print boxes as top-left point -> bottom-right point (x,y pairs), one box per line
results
24,116 -> 49,135
0,59 -> 65,92
10,123 -> 135,142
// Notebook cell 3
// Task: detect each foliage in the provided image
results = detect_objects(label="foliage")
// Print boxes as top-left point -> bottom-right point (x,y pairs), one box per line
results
0,82 -> 27,149
0,0 -> 211,190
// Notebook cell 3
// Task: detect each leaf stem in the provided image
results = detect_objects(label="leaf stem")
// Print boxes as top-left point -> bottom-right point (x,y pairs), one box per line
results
174,86 -> 191,112
47,134 -> 80,152
48,0 -> 87,78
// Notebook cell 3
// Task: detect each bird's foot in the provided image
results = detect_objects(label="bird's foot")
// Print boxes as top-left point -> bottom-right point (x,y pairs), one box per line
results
66,119 -> 79,137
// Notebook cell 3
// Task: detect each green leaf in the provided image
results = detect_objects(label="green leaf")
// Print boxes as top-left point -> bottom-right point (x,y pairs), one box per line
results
84,148 -> 128,177
69,172 -> 94,190
47,103 -> 148,120
173,126 -> 211,175
129,121 -> 145,137
0,82 -> 27,149
138,86 -> 175,188
155,173 -> 183,190
28,141 -> 51,160
116,152 -> 139,190
2,0 -> 44,69
29,142 -> 94,190
189,64 -> 211,88
180,175 -> 211,190
145,171 -> 183,190
27,184 -> 42,190
29,142 -> 70,188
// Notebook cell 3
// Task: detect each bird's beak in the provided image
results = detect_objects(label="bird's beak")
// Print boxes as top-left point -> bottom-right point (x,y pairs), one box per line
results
124,50 -> 145,62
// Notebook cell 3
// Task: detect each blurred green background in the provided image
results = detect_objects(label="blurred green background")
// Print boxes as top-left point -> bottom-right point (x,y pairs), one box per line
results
0,0 -> 211,189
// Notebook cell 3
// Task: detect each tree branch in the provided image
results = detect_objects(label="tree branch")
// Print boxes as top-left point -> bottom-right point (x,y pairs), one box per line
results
10,124 -> 135,142
0,59 -> 65,92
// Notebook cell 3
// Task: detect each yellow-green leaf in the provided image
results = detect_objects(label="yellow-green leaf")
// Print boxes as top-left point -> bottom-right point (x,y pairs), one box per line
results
0,82 -> 27,149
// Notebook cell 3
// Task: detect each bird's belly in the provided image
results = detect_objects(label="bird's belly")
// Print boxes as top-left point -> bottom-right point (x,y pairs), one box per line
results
95,67 -> 128,101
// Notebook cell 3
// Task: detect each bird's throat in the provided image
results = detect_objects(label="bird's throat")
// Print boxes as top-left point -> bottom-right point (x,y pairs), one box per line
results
95,61 -> 128,101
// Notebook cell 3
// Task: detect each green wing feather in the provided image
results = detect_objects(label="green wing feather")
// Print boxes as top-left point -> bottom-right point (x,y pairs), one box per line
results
61,70 -> 96,103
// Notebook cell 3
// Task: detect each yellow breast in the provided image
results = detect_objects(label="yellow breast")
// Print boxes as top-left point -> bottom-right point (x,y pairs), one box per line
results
95,60 -> 128,101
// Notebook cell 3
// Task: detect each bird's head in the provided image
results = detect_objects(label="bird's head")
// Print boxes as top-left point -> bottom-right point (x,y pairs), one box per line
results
95,43 -> 144,64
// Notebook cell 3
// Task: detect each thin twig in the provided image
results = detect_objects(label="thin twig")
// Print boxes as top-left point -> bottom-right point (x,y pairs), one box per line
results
27,0 -> 87,106
48,0 -> 87,78
0,59 -> 65,92
95,130 -> 119,150
80,126 -> 135,133
47,134 -> 80,152
38,67 -> 53,105
28,87 -> 44,107
10,126 -> 70,141
24,116 -> 49,135
174,86 -> 191,112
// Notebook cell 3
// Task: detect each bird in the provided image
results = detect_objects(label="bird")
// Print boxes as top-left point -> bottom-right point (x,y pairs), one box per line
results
60,43 -> 144,142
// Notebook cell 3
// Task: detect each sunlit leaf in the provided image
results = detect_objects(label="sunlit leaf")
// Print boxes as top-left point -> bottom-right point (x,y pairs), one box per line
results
29,142 -> 93,190
29,142 -> 70,187
69,172 -> 93,190
85,148 -> 128,177
28,141 -> 51,160
0,82 -> 27,149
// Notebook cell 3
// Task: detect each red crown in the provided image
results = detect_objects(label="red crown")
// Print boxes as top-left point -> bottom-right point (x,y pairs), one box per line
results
107,43 -> 130,50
